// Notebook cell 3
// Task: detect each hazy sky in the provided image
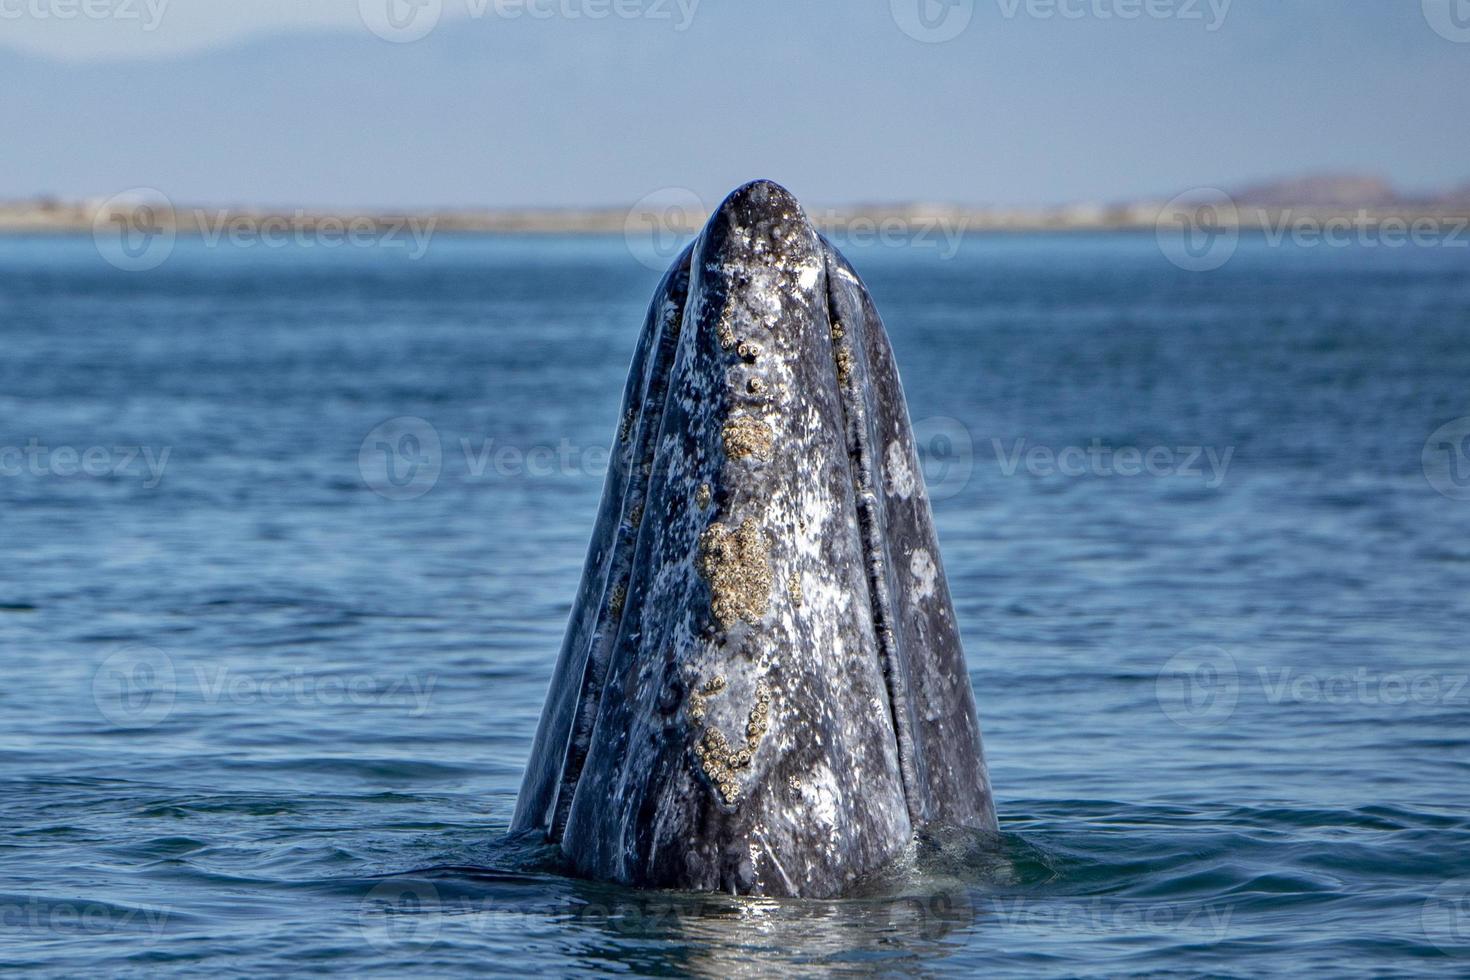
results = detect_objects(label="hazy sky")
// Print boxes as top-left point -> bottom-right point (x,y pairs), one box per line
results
2,0 -> 1467,206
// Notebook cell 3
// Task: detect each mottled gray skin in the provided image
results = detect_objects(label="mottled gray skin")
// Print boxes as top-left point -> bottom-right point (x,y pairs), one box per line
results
512,181 -> 996,898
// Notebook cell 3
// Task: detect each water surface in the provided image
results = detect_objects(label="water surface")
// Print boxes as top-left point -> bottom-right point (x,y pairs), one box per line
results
1,232 -> 1468,976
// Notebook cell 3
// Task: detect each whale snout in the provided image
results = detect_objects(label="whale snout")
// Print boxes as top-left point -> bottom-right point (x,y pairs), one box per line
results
697,180 -> 822,277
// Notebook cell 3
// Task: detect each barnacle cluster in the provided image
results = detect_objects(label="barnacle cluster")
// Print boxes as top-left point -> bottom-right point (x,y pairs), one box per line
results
687,674 -> 725,725
692,680 -> 772,806
830,320 -> 854,384
698,518 -> 772,630
722,415 -> 773,461
717,307 -> 737,350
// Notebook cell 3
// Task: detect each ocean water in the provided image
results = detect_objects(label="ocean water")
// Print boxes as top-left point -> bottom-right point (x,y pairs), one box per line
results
1,230 -> 1468,977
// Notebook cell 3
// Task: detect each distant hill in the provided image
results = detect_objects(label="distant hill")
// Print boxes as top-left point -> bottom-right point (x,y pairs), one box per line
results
1230,174 -> 1402,209
1227,173 -> 1470,210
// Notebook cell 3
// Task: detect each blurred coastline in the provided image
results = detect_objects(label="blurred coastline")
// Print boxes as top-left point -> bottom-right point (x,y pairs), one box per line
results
6,174 -> 1469,235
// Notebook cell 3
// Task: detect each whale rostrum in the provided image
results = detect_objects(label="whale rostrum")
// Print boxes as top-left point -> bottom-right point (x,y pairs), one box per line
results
512,180 -> 996,898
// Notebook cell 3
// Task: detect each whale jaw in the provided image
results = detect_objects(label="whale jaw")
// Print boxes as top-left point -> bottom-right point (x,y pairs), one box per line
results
513,180 -> 995,898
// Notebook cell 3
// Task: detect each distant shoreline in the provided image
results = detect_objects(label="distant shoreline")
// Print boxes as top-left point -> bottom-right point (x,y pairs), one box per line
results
3,199 -> 1468,236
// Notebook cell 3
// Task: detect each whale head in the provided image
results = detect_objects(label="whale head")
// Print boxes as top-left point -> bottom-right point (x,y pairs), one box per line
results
513,180 -> 995,897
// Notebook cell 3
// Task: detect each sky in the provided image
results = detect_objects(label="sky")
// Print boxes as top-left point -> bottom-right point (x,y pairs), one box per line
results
1,0 -> 1467,207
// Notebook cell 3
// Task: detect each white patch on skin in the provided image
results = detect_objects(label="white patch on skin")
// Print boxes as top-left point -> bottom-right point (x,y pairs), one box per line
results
802,764 -> 841,845
796,261 -> 820,292
885,440 -> 916,500
910,548 -> 936,602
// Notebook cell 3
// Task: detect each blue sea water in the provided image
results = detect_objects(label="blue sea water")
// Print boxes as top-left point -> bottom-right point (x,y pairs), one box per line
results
1,231 -> 1468,977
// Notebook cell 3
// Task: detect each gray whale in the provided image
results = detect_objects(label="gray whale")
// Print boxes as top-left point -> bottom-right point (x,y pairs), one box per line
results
512,180 -> 996,897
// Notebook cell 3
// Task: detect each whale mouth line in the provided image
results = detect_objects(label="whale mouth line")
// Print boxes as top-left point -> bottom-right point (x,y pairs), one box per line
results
821,238 -> 925,830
